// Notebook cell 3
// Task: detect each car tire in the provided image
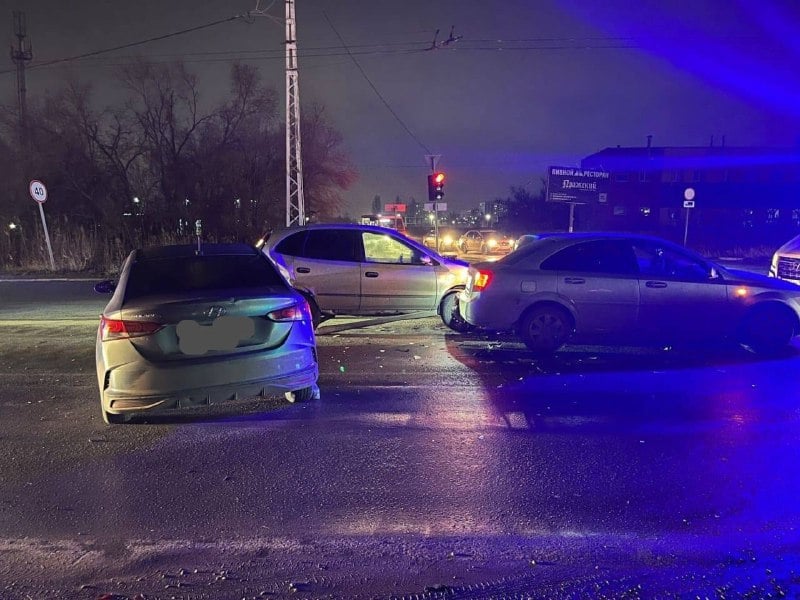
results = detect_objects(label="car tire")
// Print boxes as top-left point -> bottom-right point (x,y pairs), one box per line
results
739,304 -> 797,355
439,291 -> 473,333
285,386 -> 315,403
519,305 -> 573,354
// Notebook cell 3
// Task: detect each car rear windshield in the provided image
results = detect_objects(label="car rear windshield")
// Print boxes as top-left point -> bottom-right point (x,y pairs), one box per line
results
124,254 -> 287,300
499,237 -> 558,264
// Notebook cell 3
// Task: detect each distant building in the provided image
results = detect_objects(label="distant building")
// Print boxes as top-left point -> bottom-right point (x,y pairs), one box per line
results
579,144 -> 800,247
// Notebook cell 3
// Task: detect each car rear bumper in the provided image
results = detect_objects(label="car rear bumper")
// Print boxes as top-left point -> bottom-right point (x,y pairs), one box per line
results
457,292 -> 517,330
100,345 -> 318,417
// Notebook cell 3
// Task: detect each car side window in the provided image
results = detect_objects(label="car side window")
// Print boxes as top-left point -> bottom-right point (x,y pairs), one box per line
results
274,231 -> 307,256
541,240 -> 638,275
362,232 -> 426,265
303,229 -> 359,261
633,242 -> 711,280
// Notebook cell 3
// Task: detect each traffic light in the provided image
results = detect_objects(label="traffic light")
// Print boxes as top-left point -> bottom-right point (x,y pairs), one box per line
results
427,172 -> 445,202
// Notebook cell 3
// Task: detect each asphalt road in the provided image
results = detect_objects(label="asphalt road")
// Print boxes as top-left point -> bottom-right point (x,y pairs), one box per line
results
1,279 -> 799,599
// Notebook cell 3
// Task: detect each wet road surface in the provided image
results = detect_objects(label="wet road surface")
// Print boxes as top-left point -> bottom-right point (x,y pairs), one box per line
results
1,280 -> 799,599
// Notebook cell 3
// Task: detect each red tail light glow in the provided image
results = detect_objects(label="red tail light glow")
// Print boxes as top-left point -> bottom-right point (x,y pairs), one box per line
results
267,302 -> 309,322
473,270 -> 493,291
100,316 -> 163,341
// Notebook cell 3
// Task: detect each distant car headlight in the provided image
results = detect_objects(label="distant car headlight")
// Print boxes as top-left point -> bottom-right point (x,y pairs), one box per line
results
442,235 -> 453,245
487,239 -> 497,248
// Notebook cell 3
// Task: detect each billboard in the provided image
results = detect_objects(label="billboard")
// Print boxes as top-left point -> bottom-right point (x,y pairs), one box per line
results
547,166 -> 610,204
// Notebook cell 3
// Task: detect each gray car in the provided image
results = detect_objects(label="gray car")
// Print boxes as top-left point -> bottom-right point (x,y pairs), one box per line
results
94,243 -> 319,424
458,232 -> 800,355
261,223 -> 472,331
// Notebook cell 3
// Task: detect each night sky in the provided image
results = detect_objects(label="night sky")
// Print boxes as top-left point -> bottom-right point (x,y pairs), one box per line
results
2,0 -> 799,215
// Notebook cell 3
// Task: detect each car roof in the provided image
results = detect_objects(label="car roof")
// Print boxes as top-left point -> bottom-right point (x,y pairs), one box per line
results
503,231 -> 696,263
523,231 -> 678,243
136,243 -> 259,261
278,223 -> 397,232
266,223 -> 410,243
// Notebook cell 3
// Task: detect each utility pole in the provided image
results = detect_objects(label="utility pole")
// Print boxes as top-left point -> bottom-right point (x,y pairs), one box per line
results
10,11 -> 33,146
248,0 -> 306,227
284,0 -> 305,227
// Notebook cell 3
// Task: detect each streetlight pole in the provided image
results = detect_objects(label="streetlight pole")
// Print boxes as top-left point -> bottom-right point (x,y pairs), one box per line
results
133,196 -> 143,247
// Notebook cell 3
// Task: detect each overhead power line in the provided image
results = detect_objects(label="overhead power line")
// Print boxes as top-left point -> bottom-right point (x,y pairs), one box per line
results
1,30 -> 765,76
0,14 -> 244,76
322,10 -> 431,155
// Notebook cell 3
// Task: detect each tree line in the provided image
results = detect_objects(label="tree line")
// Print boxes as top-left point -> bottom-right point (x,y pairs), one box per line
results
0,60 -> 357,271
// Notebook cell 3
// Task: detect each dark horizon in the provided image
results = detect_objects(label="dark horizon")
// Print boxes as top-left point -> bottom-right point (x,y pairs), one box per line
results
2,0 -> 799,215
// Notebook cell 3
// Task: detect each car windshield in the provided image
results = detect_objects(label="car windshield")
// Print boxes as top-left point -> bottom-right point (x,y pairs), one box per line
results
124,254 -> 286,300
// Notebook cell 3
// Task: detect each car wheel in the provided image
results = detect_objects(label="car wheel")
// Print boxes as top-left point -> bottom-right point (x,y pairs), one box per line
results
285,386 -> 315,403
519,305 -> 573,354
739,304 -> 797,355
439,291 -> 473,333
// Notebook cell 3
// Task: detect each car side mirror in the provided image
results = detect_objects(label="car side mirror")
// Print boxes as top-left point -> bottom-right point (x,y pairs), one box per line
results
94,280 -> 116,294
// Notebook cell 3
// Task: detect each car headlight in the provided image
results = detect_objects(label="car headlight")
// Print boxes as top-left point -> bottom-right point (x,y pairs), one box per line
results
443,235 -> 453,245
487,239 -> 497,248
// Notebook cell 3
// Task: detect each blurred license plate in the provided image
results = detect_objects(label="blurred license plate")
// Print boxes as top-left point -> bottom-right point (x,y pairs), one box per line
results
176,316 -> 255,354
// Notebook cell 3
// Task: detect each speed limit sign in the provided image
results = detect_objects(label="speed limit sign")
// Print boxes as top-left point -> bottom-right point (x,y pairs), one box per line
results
28,179 -> 55,269
29,180 -> 47,203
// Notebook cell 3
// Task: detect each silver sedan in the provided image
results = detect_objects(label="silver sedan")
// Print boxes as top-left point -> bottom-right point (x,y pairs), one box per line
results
458,232 -> 800,355
94,243 -> 319,424
261,223 -> 472,332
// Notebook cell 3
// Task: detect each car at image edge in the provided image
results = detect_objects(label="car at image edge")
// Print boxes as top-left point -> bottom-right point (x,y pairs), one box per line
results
261,223 -> 472,331
459,231 -> 800,355
770,233 -> 800,284
94,243 -> 319,424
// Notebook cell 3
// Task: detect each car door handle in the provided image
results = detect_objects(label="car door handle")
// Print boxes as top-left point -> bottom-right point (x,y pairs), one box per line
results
296,267 -> 311,274
365,271 -> 379,278
645,280 -> 668,288
563,277 -> 585,284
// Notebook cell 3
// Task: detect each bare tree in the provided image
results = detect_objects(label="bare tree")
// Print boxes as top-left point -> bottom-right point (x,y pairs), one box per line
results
0,58 -> 359,269
300,103 -> 358,222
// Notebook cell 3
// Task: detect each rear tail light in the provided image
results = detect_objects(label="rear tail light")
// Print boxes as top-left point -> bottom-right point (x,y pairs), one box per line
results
100,316 -> 163,341
473,269 -> 493,291
267,302 -> 309,322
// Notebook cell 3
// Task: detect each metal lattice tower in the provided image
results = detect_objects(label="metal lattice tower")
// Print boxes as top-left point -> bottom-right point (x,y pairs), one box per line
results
284,0 -> 305,227
10,11 -> 33,143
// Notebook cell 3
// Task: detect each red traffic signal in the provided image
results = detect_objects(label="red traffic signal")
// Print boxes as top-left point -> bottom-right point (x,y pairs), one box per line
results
428,172 -> 446,201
